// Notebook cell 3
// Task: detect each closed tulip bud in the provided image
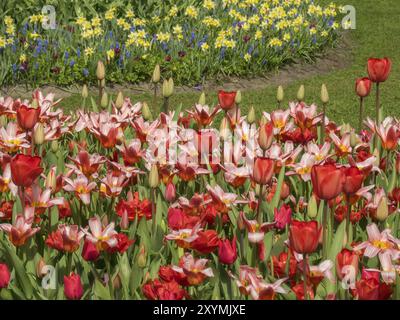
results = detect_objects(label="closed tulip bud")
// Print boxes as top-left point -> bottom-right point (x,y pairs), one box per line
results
120,210 -> 129,230
96,60 -> 105,80
162,78 -> 174,98
113,273 -> 122,290
252,157 -> 275,185
101,215 -> 109,228
258,122 -> 274,151
165,182 -> 176,202
137,245 -> 147,268
168,78 -> 174,96
219,117 -> 231,141
297,85 -> 305,101
100,92 -> 108,108
81,84 -> 88,99
235,90 -> 242,104
64,273 -> 83,300
51,140 -> 59,152
198,92 -> 206,105
289,220 -> 321,254
141,102 -> 152,120
149,164 -> 159,188
311,163 -> 344,201
45,167 -> 57,193
321,84 -> 329,104
259,116 -> 268,126
355,78 -> 372,98
340,123 -> 351,136
350,130 -> 358,148
336,249 -> 359,280
218,237 -> 237,265
36,258 -> 47,278
237,212 -> 245,231
373,148 -> 380,167
396,153 -> 400,174
247,106 -> 256,124
31,98 -> 39,109
277,85 -> 284,102
162,79 -> 168,97
115,91 -> 124,109
376,196 -> 388,221
0,264 -> 10,289
82,240 -> 100,261
33,123 -> 45,145
152,64 -> 161,83
0,116 -> 7,127
307,195 -> 318,218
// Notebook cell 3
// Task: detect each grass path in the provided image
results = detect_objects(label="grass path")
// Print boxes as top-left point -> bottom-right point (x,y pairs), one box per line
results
53,0 -> 400,126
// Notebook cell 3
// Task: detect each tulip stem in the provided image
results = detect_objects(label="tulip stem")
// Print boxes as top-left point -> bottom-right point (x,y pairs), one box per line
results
48,209 -> 52,234
163,97 -> 169,113
151,187 -> 157,235
321,103 -> 326,143
359,97 -> 364,133
375,82 -> 381,122
303,254 -> 309,300
19,186 -> 25,214
66,252 -> 73,275
346,200 -> 352,246
374,83 -> 380,152
104,254 -> 114,299
98,81 -> 103,105
257,185 -> 264,223
322,203 -> 328,259
235,105 -> 239,127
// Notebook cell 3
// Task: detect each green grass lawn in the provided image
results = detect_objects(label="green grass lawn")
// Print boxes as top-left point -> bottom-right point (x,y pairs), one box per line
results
58,0 -> 400,127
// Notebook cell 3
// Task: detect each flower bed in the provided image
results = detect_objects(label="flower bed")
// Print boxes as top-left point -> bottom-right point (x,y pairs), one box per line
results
0,0 -> 340,87
0,57 -> 398,301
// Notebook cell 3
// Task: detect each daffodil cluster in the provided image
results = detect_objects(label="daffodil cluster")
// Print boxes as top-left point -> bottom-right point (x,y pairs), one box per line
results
0,0 -> 341,86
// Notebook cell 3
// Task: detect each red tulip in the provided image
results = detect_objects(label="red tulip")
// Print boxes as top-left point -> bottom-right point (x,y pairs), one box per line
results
353,278 -> 394,300
16,105 -> 40,130
342,166 -> 364,195
64,273 -> 83,300
10,154 -> 43,187
291,282 -> 315,300
218,236 -> 237,265
142,279 -> 186,300
258,122 -> 274,150
336,248 -> 359,280
272,252 -> 297,279
0,263 -> 10,289
252,157 -> 275,185
368,58 -> 392,83
218,90 -> 236,111
191,230 -> 219,254
289,220 -> 321,254
355,77 -> 372,97
367,58 -> 392,83
165,182 -> 176,203
107,233 -> 134,254
82,239 -> 100,261
274,204 -> 292,230
311,163 -> 344,200
167,208 -> 199,230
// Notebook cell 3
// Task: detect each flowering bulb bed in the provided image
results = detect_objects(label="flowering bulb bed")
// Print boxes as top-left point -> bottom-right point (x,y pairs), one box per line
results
0,0 -> 340,87
0,56 -> 399,301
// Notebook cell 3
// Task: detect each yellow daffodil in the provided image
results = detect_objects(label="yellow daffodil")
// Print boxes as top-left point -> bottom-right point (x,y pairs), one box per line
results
84,47 -> 94,57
